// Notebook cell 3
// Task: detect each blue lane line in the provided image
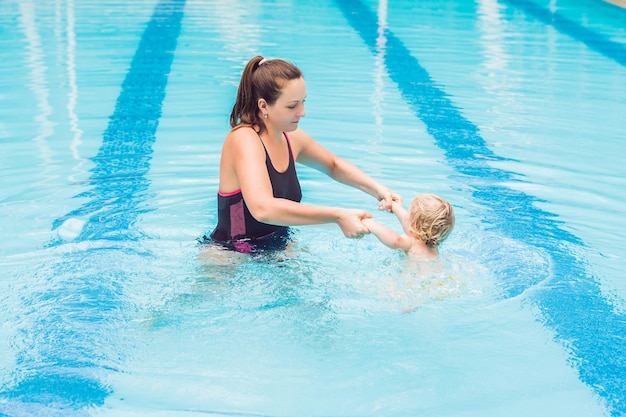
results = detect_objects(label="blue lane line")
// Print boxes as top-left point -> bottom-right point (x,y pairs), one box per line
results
0,0 -> 186,411
334,0 -> 626,415
51,0 -> 186,243
503,0 -> 626,67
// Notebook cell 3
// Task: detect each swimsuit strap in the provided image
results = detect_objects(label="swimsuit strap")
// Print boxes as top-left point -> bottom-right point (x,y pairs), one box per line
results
252,126 -> 269,154
254,129 -> 294,170
283,132 -> 295,161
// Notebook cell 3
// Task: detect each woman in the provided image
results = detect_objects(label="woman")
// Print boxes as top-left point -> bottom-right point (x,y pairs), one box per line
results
206,56 -> 397,251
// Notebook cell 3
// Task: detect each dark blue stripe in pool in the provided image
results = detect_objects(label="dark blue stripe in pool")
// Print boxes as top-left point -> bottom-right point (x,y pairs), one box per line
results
52,0 -> 186,242
334,0 -> 626,415
0,0 -> 185,413
503,0 -> 626,68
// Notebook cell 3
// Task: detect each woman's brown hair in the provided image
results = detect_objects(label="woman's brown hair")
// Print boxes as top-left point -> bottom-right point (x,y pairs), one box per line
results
230,56 -> 303,135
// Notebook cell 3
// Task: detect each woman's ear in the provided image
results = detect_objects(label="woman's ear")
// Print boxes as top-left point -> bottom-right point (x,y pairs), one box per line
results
257,98 -> 268,113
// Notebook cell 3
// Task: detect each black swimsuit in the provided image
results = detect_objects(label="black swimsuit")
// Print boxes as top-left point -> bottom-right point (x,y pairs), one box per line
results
206,131 -> 302,251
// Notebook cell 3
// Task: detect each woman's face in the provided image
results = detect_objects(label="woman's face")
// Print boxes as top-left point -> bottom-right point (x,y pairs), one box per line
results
265,77 -> 307,132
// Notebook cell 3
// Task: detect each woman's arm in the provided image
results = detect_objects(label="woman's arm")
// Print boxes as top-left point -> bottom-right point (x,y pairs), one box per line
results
225,128 -> 371,238
362,218 -> 412,251
292,129 -> 398,211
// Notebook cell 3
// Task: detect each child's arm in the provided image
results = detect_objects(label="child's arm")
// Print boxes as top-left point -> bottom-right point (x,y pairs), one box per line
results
362,218 -> 412,251
391,200 -> 413,236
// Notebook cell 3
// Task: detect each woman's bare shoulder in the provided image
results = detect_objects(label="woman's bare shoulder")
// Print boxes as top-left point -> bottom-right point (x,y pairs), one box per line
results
227,125 -> 258,140
223,126 -> 260,149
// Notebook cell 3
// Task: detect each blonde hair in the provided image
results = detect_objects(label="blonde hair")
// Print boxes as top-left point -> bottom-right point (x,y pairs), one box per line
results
408,193 -> 455,248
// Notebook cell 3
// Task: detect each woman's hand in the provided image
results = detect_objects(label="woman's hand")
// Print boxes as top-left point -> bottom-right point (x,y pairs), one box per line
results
337,209 -> 372,238
390,194 -> 404,212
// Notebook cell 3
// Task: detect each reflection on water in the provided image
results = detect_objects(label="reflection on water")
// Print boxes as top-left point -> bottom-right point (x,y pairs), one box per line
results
18,0 -> 55,172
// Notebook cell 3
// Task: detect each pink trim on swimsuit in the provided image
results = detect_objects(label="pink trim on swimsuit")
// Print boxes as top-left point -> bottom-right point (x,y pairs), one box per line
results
283,132 -> 296,161
229,199 -> 246,238
218,189 -> 241,197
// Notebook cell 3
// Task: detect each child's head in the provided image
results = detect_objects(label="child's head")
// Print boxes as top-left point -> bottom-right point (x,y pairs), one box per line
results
408,193 -> 455,248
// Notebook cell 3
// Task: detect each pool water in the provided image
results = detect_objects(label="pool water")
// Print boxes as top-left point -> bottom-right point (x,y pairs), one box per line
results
1,0 -> 625,416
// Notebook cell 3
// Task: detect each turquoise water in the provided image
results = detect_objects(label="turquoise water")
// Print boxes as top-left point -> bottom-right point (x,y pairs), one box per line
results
1,0 -> 625,416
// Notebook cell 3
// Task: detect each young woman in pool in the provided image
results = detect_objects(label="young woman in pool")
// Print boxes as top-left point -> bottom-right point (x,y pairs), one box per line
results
205,56 -> 398,251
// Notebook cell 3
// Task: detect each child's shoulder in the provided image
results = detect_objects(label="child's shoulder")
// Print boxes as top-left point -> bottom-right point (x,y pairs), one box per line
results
407,240 -> 437,259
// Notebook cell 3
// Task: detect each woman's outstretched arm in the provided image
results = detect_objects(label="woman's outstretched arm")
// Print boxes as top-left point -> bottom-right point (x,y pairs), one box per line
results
292,129 -> 398,211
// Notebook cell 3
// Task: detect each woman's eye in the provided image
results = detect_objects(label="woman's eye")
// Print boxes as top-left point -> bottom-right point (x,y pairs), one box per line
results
287,100 -> 304,109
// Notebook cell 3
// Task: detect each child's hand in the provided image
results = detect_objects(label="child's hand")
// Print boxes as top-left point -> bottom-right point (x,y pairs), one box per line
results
378,190 -> 401,212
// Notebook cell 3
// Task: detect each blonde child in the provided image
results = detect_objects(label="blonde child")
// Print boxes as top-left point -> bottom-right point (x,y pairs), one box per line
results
362,193 -> 454,259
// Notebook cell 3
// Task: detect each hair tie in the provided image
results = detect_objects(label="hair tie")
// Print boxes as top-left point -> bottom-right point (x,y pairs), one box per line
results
425,237 -> 438,247
259,58 -> 268,66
